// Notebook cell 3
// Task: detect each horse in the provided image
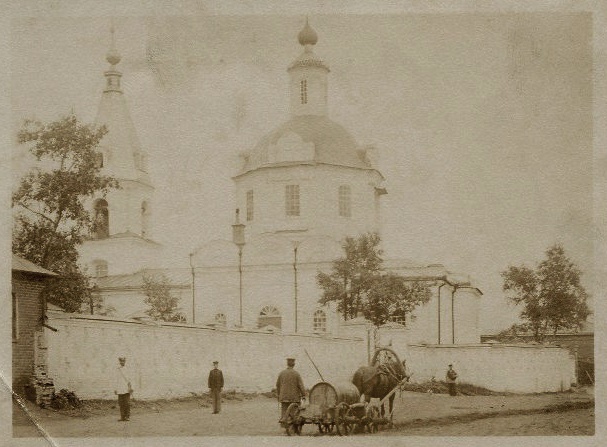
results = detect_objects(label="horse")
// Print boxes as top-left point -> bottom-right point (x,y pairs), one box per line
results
351,352 -> 410,425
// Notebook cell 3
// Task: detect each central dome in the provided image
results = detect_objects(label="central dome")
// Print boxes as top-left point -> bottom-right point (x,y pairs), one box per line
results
240,115 -> 372,174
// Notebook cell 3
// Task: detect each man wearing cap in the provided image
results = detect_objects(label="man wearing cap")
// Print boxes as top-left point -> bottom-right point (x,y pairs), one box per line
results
276,357 -> 306,424
208,361 -> 224,414
446,363 -> 458,396
114,357 -> 133,421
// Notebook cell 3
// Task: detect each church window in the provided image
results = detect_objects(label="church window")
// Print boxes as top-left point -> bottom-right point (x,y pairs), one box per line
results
215,313 -> 227,327
389,315 -> 406,326
313,309 -> 327,333
141,201 -> 150,237
93,260 -> 108,278
93,199 -> 109,239
258,306 -> 281,329
285,185 -> 300,217
246,190 -> 254,221
339,185 -> 351,217
300,79 -> 307,104
12,291 -> 18,340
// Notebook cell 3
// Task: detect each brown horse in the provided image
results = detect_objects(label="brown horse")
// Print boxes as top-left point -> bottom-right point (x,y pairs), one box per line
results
351,351 -> 409,423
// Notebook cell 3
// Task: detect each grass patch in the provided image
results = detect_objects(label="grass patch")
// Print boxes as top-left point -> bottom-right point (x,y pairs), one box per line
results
403,381 -> 505,396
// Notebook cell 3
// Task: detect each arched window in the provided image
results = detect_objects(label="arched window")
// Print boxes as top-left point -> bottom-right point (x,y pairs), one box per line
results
300,79 -> 308,104
215,313 -> 227,327
313,309 -> 327,333
338,185 -> 351,217
92,260 -> 108,278
141,201 -> 150,237
258,306 -> 281,329
93,199 -> 109,239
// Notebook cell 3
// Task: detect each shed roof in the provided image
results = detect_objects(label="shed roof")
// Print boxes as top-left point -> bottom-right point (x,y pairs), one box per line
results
12,255 -> 57,277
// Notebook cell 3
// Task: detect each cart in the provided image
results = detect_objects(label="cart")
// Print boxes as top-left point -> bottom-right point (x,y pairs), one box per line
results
283,381 -> 386,436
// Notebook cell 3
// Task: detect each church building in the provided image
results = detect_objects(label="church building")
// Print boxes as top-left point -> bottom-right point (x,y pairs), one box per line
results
79,20 -> 483,345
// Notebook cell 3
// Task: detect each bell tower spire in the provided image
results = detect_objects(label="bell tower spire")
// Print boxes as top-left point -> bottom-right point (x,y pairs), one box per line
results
104,21 -> 123,93
288,18 -> 330,117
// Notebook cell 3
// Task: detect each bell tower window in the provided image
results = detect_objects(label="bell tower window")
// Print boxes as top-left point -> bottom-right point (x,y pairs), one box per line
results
285,185 -> 300,217
141,201 -> 150,237
300,79 -> 308,104
93,199 -> 110,239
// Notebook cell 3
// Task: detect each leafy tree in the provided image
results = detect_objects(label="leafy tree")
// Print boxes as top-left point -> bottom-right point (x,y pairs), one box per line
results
501,244 -> 590,342
317,233 -> 431,327
12,115 -> 118,312
142,274 -> 186,322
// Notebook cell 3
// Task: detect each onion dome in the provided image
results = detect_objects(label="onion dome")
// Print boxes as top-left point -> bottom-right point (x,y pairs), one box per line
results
298,18 -> 318,47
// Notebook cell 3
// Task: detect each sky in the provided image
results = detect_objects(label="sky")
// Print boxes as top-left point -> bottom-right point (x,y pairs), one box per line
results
10,13 -> 595,333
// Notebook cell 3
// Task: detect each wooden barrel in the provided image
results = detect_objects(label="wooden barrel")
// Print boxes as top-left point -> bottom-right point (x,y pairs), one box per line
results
309,381 -> 360,409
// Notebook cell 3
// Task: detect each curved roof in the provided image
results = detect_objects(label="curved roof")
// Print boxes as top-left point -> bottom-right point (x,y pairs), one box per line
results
240,115 -> 373,174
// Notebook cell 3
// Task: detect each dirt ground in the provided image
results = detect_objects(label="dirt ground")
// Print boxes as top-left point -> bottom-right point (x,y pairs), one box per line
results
12,387 -> 594,438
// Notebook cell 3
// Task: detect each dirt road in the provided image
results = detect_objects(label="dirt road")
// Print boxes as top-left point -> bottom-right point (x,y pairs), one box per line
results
13,388 -> 594,438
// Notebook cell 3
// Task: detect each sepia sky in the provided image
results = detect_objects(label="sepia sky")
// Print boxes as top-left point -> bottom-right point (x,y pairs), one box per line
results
10,13 -> 594,332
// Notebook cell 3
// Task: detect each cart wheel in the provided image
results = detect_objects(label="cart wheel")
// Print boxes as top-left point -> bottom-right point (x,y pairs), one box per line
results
285,403 -> 301,436
336,419 -> 351,436
366,405 -> 380,433
335,404 -> 352,436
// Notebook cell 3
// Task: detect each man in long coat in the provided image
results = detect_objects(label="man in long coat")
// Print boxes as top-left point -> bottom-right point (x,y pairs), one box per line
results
114,356 -> 133,421
208,361 -> 224,414
276,357 -> 306,424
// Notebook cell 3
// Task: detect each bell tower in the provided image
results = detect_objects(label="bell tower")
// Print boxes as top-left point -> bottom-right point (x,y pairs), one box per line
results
79,24 -> 161,277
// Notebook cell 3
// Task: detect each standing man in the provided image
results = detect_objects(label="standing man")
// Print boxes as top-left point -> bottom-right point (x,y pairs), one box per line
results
208,361 -> 224,414
114,356 -> 133,421
446,363 -> 458,396
276,357 -> 306,424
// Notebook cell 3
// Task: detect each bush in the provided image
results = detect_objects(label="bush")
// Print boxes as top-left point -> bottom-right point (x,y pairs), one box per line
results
51,389 -> 82,410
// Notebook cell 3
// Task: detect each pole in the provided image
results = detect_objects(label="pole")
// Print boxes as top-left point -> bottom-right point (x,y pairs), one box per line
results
189,253 -> 196,324
304,349 -> 325,382
238,246 -> 243,327
451,285 -> 456,344
437,282 -> 446,344
294,245 -> 298,333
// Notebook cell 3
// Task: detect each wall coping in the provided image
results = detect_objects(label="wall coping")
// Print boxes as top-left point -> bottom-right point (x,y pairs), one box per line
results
410,343 -> 571,350
47,311 -> 362,341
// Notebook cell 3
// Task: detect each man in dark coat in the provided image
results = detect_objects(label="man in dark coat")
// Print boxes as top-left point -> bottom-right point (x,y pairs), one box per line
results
276,357 -> 306,424
446,363 -> 458,396
208,361 -> 224,414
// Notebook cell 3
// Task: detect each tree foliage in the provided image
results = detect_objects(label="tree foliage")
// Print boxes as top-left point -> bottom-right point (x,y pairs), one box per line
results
142,274 -> 186,322
501,244 -> 590,342
317,233 -> 431,327
12,115 -> 119,312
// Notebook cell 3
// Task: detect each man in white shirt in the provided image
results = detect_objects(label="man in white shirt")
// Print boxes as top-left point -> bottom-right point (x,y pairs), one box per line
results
114,356 -> 133,421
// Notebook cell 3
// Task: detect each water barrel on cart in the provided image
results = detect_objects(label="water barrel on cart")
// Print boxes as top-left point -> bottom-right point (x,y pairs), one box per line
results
309,381 -> 360,409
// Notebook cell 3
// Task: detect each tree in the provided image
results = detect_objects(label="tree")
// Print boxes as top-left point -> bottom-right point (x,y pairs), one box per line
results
501,244 -> 590,342
142,274 -> 186,322
12,115 -> 118,312
317,232 -> 431,327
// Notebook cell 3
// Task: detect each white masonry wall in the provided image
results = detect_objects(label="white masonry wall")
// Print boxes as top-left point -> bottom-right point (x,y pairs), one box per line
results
45,312 -> 367,399
406,343 -> 576,393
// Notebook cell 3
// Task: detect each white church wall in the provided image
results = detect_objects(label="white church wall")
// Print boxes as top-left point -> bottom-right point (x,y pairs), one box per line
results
79,237 -> 162,276
234,165 -> 382,241
45,312 -> 367,399
407,344 -> 576,393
